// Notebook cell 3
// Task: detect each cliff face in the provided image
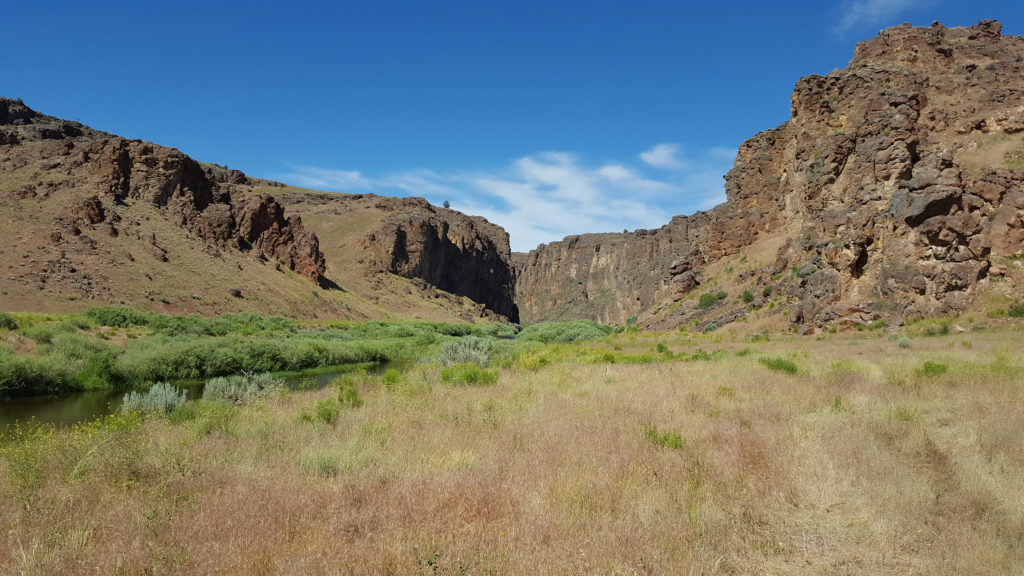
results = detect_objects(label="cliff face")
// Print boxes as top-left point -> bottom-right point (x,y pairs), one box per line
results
358,198 -> 519,321
264,190 -> 520,323
517,20 -> 1024,329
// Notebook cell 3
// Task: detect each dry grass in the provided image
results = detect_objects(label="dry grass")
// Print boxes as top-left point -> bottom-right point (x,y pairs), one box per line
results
2,328 -> 1024,574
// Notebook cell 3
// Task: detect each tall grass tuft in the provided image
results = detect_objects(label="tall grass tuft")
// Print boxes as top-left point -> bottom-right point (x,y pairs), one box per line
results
440,363 -> 499,386
759,356 -> 799,374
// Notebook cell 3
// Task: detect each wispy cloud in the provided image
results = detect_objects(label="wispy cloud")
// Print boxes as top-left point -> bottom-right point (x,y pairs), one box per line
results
640,143 -> 687,170
835,0 -> 931,35
280,165 -> 371,190
277,144 -> 734,252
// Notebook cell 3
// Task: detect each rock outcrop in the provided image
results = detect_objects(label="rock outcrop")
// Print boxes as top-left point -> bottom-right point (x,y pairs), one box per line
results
0,98 -> 326,284
517,21 -> 1024,329
358,197 -> 519,321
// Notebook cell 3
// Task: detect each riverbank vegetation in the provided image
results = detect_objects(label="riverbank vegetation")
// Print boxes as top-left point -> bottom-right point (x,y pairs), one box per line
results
2,315 -> 1023,574
1,307 -> 559,398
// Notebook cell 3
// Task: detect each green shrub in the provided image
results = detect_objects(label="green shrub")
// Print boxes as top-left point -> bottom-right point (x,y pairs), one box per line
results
472,323 -> 519,339
741,290 -> 755,304
698,291 -> 728,309
517,321 -> 616,344
1008,300 -> 1024,318
22,322 -> 78,344
643,424 -> 684,450
116,335 -> 390,382
759,356 -> 798,374
0,349 -> 77,396
86,306 -> 150,328
440,363 -> 499,386
897,336 -> 912,349
203,373 -> 283,405
916,361 -> 949,376
0,311 -> 18,331
438,336 -> 492,367
120,382 -> 187,415
761,286 -> 772,298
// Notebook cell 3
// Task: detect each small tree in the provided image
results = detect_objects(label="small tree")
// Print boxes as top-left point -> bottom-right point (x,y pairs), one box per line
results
443,200 -> 451,209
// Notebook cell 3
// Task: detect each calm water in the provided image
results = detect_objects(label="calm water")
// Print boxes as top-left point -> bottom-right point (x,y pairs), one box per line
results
0,362 -> 403,431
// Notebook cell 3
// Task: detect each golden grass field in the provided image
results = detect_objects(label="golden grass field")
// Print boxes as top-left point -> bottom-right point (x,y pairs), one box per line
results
2,325 -> 1023,575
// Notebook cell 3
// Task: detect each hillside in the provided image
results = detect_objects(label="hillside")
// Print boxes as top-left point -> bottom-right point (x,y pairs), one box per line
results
0,99 -> 517,323
516,20 -> 1024,331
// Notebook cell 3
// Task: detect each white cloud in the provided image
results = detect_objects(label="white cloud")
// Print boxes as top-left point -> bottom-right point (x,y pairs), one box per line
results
379,170 -> 458,197
280,165 -> 371,190
835,0 -> 928,35
278,144 -> 735,252
640,143 -> 686,170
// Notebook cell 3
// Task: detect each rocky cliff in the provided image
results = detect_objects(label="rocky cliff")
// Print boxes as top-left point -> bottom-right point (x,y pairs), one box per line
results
261,190 -> 519,322
516,20 -> 1024,330
0,99 -> 518,322
0,98 -> 325,284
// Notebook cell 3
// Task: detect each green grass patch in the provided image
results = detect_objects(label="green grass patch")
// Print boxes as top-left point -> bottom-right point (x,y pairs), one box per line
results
643,424 -> 684,450
440,363 -> 499,386
758,356 -> 799,374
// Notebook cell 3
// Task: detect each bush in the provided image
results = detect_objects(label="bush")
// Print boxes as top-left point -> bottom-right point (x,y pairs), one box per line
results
120,382 -> 187,415
759,356 -> 798,374
116,335 -> 390,382
0,349 -> 77,396
440,363 -> 499,386
472,323 -> 519,339
438,336 -> 492,367
741,290 -> 755,304
86,306 -> 150,328
517,321 -> 616,344
1008,300 -> 1024,318
0,311 -> 18,331
897,336 -> 912,349
917,361 -> 949,376
698,291 -> 728,309
203,373 -> 283,405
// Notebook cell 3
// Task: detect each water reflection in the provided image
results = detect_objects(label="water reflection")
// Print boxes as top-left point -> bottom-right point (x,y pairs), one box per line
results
0,362 -> 405,431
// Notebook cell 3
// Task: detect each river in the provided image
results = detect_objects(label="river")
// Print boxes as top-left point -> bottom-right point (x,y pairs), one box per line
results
0,362 -> 405,431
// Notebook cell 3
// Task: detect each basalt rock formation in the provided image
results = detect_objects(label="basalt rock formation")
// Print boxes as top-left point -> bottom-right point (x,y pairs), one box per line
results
0,98 -> 325,284
358,198 -> 519,321
516,20 -> 1024,330
1,99 -> 519,322
264,190 -> 519,322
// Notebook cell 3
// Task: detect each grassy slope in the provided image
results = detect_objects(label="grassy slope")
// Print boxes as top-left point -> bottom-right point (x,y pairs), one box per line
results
0,159 -> 493,323
3,323 -> 1023,574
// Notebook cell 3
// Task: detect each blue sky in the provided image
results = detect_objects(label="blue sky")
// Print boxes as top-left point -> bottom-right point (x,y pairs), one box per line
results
4,1 -> 1021,251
